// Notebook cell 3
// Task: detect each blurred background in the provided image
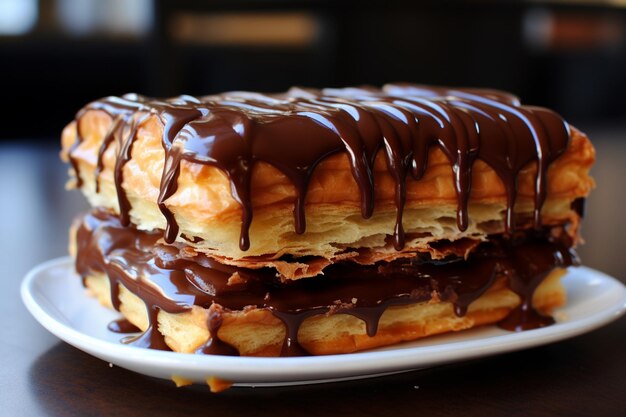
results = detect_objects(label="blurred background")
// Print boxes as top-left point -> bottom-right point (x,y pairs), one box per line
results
1,0 -> 626,139
0,0 -> 624,280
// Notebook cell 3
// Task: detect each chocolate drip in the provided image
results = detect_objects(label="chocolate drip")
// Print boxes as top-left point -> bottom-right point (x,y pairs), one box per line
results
107,318 -> 141,334
196,304 -> 239,356
157,145 -> 183,243
75,210 -> 576,356
271,309 -> 325,356
346,306 -> 388,337
498,236 -> 579,331
68,85 -> 570,251
121,306 -> 170,351
157,106 -> 206,244
72,95 -> 147,192
113,113 -> 151,226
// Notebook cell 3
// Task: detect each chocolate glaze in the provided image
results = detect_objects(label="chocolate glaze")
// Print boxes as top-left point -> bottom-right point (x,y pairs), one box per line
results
68,85 -> 570,251
75,210 -> 577,356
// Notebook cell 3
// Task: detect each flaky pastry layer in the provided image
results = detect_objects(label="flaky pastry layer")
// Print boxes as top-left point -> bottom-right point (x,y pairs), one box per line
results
61,110 -> 594,262
83,268 -> 566,356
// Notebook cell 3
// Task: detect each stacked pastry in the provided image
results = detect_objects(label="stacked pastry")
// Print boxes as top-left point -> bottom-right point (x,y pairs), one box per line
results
61,84 -> 595,357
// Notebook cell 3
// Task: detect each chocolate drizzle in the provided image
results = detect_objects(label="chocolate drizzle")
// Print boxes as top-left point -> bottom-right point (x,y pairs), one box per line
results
75,210 -> 577,356
68,85 -> 570,251
196,304 -> 239,356
120,306 -> 170,351
107,318 -> 141,334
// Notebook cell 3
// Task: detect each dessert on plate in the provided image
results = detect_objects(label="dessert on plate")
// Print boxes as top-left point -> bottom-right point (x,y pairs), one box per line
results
61,84 -> 595,357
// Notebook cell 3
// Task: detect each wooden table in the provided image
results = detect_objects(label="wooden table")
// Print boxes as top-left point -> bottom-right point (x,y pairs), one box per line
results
2,127 -> 625,417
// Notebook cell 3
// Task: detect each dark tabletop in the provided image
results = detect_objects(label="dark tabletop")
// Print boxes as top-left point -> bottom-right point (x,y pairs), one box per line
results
2,126 -> 625,417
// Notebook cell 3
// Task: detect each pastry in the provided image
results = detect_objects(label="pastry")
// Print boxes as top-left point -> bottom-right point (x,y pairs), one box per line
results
61,84 -> 594,356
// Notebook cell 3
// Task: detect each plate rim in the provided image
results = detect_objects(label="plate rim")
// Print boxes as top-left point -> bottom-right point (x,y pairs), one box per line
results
21,257 -> 626,384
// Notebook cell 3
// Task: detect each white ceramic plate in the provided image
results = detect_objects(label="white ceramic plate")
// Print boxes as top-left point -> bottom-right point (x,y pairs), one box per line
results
21,257 -> 626,387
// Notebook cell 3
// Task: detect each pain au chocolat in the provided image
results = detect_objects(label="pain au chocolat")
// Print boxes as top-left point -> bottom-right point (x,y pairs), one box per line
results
61,84 -> 594,357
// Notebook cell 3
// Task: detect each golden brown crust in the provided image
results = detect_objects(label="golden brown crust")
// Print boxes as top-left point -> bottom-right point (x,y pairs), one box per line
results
82,268 -> 566,357
61,110 -> 595,265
